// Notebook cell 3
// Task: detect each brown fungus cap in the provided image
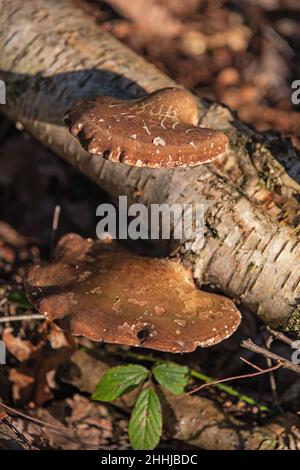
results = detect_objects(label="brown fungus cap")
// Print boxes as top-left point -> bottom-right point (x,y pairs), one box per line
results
64,88 -> 229,168
25,234 -> 240,353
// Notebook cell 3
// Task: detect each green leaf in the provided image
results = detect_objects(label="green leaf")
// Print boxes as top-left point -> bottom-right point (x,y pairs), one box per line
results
152,362 -> 189,395
92,364 -> 149,402
129,388 -> 162,450
8,291 -> 32,310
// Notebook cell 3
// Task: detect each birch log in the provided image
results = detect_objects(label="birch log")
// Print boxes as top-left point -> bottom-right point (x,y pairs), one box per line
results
0,0 -> 300,330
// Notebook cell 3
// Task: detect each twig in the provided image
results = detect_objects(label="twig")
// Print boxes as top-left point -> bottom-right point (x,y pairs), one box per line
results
241,338 -> 300,375
239,356 -> 263,371
265,326 -> 294,348
185,361 -> 282,396
265,334 -> 282,411
50,204 -> 61,259
0,314 -> 45,323
0,403 -> 71,432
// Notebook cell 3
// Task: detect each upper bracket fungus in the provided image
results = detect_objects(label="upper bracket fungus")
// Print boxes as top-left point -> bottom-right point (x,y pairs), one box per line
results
64,87 -> 229,168
25,234 -> 241,353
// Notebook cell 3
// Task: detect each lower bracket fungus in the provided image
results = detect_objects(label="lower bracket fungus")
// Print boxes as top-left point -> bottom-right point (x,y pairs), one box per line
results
25,234 -> 241,353
64,87 -> 228,168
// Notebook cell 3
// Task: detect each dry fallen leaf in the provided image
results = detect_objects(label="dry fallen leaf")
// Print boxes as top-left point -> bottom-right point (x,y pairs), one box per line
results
9,368 -> 35,402
2,328 -> 36,362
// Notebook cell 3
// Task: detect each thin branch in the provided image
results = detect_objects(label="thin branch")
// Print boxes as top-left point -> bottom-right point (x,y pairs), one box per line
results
50,204 -> 61,260
239,356 -> 263,372
264,334 -> 282,411
241,338 -> 300,374
265,326 -> 300,349
0,314 -> 45,323
185,361 -> 282,396
0,403 -> 71,432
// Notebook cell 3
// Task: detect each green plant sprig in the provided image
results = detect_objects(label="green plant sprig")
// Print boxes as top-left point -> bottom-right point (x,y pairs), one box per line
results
92,350 -> 268,450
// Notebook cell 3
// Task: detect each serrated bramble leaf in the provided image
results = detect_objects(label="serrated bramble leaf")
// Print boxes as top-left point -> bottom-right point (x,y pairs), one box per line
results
129,388 -> 162,450
92,364 -> 149,402
152,362 -> 190,395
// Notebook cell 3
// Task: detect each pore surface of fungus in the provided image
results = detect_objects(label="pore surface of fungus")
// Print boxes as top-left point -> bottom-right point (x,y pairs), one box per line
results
26,234 -> 240,353
64,87 -> 228,168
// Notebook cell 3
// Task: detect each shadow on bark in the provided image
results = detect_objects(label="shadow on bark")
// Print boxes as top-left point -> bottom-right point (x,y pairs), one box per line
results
0,69 -> 145,126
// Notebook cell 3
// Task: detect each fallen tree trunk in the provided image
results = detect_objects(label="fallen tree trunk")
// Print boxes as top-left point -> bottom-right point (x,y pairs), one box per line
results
0,0 -> 300,330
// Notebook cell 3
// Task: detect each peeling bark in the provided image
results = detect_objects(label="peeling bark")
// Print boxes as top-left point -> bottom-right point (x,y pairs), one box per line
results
0,0 -> 299,330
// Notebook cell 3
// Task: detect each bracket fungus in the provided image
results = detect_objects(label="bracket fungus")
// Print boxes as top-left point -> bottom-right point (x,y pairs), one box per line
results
25,234 -> 241,353
64,87 -> 229,168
